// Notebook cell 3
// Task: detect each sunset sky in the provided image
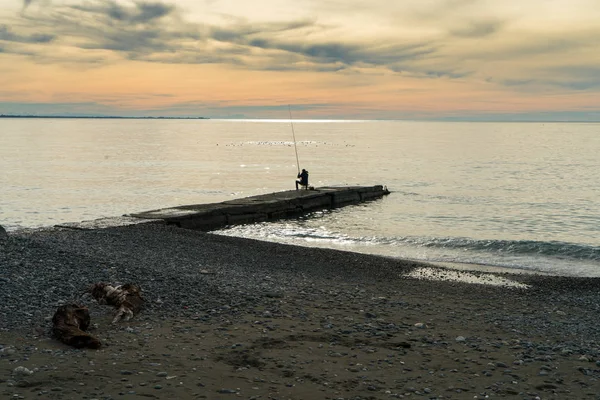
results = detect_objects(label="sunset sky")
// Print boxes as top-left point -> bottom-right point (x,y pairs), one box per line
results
1,0 -> 599,120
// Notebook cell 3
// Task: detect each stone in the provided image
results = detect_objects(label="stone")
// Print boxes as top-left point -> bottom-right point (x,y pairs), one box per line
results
13,366 -> 33,377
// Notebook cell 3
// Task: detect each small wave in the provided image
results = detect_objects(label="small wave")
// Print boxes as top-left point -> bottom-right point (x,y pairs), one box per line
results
396,236 -> 600,262
216,223 -> 600,262
212,223 -> 600,276
217,224 -> 357,243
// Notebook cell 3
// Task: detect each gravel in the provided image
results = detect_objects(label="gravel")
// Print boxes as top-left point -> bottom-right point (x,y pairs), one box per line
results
0,223 -> 423,333
1,222 -> 599,357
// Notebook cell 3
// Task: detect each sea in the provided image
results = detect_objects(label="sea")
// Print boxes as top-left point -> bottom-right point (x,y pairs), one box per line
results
1,118 -> 599,278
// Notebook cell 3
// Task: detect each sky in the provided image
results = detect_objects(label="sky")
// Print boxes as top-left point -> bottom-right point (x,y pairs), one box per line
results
0,0 -> 599,120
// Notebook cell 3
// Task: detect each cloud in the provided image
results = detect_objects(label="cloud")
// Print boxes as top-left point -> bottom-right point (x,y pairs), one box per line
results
488,63 -> 600,92
449,19 -> 504,38
17,0 -> 204,56
2,0 -> 599,93
71,1 -> 175,24
210,18 -> 316,42
547,66 -> 600,90
482,34 -> 593,61
5,0 -> 446,77
0,24 -> 55,43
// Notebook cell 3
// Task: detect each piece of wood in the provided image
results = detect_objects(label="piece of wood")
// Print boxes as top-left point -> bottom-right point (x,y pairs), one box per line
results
88,282 -> 144,324
52,304 -> 101,349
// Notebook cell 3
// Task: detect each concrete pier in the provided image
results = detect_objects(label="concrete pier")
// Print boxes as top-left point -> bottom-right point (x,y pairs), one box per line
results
55,185 -> 389,231
129,185 -> 389,231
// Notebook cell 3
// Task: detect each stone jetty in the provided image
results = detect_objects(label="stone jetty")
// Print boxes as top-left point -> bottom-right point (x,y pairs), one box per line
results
56,185 -> 389,231
130,185 -> 389,230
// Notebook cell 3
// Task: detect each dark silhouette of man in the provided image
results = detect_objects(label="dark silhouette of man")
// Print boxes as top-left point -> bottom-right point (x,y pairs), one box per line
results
296,169 -> 309,190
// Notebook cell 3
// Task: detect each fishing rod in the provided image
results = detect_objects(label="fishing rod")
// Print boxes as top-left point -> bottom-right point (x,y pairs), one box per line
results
288,104 -> 300,174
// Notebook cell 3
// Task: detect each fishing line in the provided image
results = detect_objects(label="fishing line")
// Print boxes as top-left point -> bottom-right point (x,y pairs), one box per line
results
288,104 -> 300,174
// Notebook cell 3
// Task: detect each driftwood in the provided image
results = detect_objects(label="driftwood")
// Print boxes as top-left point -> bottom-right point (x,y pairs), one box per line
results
88,283 -> 144,324
52,304 -> 101,349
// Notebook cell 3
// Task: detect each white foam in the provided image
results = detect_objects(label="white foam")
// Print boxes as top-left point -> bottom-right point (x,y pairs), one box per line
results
405,267 -> 530,288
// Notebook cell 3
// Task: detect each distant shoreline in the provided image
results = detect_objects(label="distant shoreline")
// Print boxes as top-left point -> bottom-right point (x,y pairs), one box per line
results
0,115 -> 209,119
1,115 -> 599,122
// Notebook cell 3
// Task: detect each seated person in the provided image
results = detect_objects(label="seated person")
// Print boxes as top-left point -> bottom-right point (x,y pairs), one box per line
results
295,169 -> 309,190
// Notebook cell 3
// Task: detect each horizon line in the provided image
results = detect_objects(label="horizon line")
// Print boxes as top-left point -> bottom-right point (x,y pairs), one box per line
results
1,114 -> 600,123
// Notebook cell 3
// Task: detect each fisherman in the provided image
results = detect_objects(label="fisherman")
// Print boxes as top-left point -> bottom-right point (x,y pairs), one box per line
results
296,168 -> 309,190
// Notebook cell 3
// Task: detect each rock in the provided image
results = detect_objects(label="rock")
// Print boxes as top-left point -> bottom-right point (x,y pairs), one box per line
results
455,336 -> 466,342
535,383 -> 558,390
13,366 -> 33,377
0,224 -> 7,240
577,367 -> 592,375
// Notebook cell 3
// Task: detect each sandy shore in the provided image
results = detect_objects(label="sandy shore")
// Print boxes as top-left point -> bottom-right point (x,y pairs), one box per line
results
1,224 -> 599,399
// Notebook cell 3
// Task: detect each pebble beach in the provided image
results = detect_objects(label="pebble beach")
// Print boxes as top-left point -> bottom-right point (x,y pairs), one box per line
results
1,223 -> 599,399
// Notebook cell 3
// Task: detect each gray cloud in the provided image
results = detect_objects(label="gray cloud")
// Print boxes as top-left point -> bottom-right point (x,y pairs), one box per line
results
0,24 -> 55,43
206,21 -> 440,73
20,0 -> 203,56
497,79 -> 535,87
546,66 -> 600,90
491,65 -> 600,92
71,1 -> 175,24
453,29 -> 600,68
211,19 -> 316,42
7,0 -> 444,76
4,0 -> 597,92
449,19 -> 504,38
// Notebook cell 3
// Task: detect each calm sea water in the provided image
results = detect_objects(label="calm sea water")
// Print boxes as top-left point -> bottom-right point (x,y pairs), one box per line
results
1,118 -> 599,277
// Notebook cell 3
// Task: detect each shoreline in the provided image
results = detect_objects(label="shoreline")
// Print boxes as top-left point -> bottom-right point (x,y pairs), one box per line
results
1,224 -> 599,398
